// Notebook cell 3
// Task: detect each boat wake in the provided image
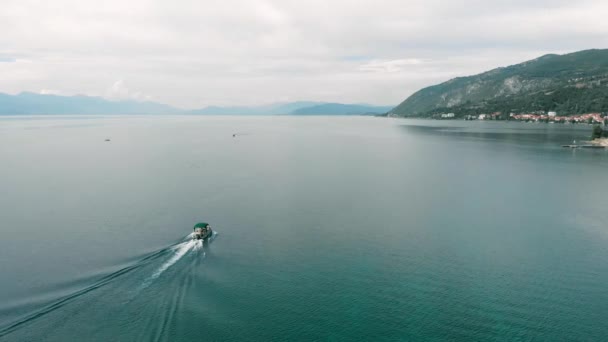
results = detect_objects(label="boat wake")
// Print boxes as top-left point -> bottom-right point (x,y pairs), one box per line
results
152,240 -> 198,279
138,238 -> 204,291
0,232 -> 216,339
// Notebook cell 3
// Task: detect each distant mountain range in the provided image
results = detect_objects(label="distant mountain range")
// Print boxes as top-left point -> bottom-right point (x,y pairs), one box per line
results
0,92 -> 178,115
391,49 -> 608,117
291,103 -> 394,115
0,92 -> 391,116
187,101 -> 324,115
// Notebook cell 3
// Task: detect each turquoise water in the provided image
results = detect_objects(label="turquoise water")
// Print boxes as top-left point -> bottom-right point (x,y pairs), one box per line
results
1,116 -> 607,341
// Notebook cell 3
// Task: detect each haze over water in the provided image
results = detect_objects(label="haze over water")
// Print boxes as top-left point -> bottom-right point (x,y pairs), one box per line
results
1,116 -> 607,341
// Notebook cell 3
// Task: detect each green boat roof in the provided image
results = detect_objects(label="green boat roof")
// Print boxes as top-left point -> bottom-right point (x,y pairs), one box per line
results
193,222 -> 209,229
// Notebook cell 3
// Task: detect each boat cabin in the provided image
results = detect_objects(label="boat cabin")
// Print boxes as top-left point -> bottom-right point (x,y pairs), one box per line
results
193,222 -> 212,240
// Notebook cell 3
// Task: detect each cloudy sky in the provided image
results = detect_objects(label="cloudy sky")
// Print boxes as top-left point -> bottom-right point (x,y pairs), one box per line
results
1,0 -> 607,108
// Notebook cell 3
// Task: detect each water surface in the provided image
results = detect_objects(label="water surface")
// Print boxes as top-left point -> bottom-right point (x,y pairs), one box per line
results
1,116 -> 607,341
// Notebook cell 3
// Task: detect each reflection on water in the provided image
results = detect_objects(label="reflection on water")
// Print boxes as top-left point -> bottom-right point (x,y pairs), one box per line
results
401,122 -> 595,145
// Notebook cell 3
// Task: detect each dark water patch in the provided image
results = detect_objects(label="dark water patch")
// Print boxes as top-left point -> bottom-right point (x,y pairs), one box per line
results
400,122 -> 594,145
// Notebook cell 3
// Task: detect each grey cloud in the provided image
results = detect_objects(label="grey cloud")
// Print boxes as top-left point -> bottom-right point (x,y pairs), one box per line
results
0,0 -> 606,108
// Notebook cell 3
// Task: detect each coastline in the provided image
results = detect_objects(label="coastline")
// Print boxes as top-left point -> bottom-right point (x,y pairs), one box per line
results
590,138 -> 608,147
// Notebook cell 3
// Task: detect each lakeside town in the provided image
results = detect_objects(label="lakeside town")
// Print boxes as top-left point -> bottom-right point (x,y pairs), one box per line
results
437,111 -> 608,125
435,111 -> 608,146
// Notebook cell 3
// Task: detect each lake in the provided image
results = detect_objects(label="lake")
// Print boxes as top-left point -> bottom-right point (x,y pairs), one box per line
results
1,116 -> 607,341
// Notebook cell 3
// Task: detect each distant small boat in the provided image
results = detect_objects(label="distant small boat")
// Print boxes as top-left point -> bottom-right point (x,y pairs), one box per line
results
193,222 -> 213,240
105,139 -> 111,142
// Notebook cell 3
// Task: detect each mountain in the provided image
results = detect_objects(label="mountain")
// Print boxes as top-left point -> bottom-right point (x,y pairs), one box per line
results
189,102 -> 393,115
0,92 -> 392,116
187,102 -> 323,115
0,92 -> 180,115
390,49 -> 608,117
0,95 -> 322,115
291,103 -> 393,115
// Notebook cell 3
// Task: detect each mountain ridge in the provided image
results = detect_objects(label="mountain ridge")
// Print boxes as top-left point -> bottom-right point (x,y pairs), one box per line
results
291,103 -> 393,115
0,92 -> 180,115
0,92 -> 392,116
390,49 -> 608,117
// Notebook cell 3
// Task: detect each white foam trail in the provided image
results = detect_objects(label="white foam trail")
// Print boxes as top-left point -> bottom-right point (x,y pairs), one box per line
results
193,239 -> 203,251
145,232 -> 216,283
149,240 -> 195,280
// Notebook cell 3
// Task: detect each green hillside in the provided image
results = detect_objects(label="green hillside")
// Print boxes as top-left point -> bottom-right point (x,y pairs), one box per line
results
390,49 -> 608,117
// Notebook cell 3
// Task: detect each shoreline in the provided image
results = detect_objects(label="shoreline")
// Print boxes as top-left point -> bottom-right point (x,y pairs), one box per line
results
589,138 -> 608,147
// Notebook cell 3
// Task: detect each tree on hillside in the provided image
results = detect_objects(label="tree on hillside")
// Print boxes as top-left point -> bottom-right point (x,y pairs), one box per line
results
591,125 -> 604,140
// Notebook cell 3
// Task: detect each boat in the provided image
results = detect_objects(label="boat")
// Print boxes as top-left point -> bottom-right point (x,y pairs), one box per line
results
193,222 -> 213,240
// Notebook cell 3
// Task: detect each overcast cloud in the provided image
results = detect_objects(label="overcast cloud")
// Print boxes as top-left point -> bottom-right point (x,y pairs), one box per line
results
1,0 -> 607,108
